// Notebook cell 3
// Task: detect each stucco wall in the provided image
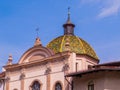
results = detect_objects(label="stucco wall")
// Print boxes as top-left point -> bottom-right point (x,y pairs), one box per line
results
9,81 -> 21,90
5,52 -> 99,90
76,55 -> 98,71
5,56 -> 68,90
104,72 -> 120,90
73,72 -> 105,90
73,71 -> 120,90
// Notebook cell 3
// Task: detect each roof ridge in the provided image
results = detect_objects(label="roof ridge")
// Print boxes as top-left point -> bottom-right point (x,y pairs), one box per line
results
76,36 -> 86,53
60,35 -> 66,52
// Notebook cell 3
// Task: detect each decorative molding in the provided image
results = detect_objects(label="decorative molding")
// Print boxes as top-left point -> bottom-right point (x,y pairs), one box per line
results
4,51 -> 70,72
20,73 -> 25,80
5,77 -> 10,82
19,45 -> 54,64
45,67 -> 51,75
62,64 -> 69,72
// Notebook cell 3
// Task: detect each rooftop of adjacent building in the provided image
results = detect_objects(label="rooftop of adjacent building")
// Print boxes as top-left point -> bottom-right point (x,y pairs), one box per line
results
66,61 -> 120,77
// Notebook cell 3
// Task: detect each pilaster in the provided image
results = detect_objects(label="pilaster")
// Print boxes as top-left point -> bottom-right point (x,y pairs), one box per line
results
20,73 -> 25,90
45,67 -> 51,90
5,77 -> 10,90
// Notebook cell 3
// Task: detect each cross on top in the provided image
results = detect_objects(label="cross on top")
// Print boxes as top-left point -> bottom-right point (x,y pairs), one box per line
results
68,7 -> 71,20
36,28 -> 39,38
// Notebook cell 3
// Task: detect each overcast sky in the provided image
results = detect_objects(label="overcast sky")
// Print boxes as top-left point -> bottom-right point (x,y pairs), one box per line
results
0,0 -> 120,69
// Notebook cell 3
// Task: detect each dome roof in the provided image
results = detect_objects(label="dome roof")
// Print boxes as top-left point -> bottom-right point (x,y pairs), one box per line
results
47,35 -> 99,60
47,8 -> 99,60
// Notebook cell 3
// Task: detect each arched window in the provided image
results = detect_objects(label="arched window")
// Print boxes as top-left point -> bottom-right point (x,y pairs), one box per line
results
55,82 -> 62,90
31,81 -> 40,90
88,81 -> 94,90
13,89 -> 18,90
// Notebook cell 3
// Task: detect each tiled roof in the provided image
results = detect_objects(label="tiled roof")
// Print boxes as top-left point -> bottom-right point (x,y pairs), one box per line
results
47,35 -> 99,60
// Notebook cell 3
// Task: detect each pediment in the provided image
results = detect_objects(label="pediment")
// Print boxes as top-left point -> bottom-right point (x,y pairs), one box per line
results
18,46 -> 54,64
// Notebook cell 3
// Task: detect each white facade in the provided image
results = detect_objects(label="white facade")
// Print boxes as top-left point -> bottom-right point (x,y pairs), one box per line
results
3,43 -> 98,90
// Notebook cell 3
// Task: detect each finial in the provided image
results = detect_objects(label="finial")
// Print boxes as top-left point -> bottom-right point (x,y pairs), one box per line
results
63,7 -> 75,35
34,37 -> 42,46
7,54 -> 13,65
34,28 -> 42,46
68,7 -> 70,21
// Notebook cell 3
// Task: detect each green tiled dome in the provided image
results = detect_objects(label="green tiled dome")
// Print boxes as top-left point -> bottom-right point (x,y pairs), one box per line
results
47,35 -> 99,60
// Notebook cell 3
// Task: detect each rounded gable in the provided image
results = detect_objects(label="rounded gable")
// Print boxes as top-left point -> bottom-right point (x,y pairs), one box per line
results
19,45 -> 54,64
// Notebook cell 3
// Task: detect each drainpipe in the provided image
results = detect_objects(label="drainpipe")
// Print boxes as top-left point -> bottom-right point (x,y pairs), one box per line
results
65,76 -> 73,90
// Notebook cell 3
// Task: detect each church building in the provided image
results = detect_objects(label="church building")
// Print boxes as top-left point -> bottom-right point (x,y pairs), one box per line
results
0,9 -> 120,90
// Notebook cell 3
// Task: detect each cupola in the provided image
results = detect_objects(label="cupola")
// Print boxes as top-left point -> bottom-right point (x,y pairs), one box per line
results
47,8 -> 99,60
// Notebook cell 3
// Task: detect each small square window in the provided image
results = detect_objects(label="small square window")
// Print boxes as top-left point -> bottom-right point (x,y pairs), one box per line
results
88,84 -> 94,90
88,81 -> 94,90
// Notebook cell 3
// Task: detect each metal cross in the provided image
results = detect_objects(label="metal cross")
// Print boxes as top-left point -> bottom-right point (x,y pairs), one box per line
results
36,28 -> 39,38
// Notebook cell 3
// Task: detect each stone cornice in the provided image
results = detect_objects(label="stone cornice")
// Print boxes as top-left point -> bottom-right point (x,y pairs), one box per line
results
18,45 -> 54,64
0,72 -> 5,78
76,54 -> 99,63
4,51 -> 71,71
